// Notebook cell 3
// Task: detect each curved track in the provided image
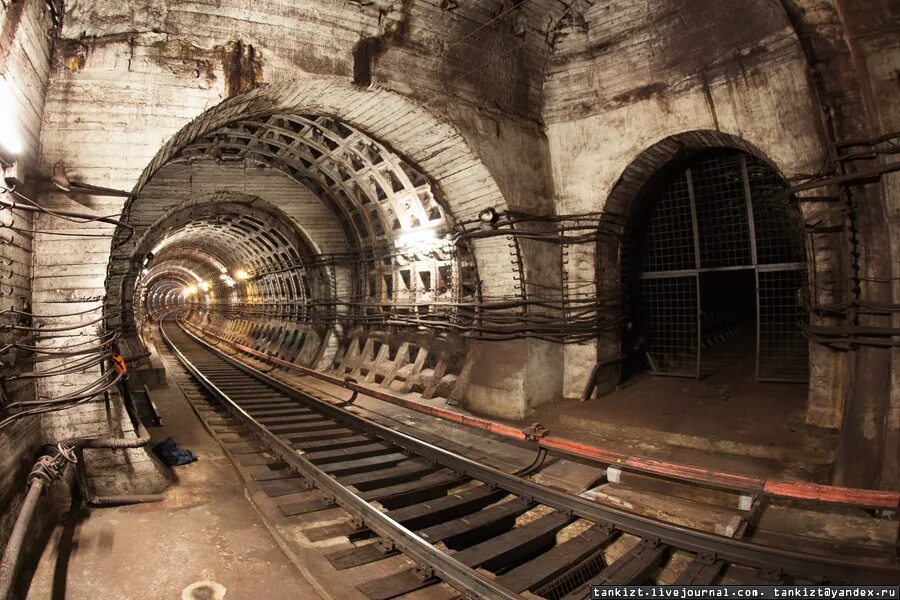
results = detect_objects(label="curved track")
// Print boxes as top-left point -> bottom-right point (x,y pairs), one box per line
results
159,317 -> 899,598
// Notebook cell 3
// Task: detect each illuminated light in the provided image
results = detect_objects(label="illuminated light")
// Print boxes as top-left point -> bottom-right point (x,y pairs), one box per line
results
478,207 -> 499,225
234,269 -> 250,281
50,161 -> 71,191
198,281 -> 210,292
395,227 -> 440,252
184,285 -> 198,295
0,76 -> 24,157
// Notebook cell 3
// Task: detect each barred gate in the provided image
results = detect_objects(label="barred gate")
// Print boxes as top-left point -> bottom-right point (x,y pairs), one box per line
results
631,150 -> 809,383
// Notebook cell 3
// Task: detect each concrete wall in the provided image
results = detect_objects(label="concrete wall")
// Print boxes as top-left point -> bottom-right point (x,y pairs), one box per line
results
851,2 -> 900,490
543,0 -> 899,488
0,0 -> 56,553
545,0 -> 830,401
31,1 -> 561,434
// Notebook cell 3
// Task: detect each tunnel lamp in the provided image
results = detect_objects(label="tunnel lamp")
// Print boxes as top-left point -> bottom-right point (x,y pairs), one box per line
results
396,227 -> 439,253
198,281 -> 210,292
50,161 -> 72,192
234,269 -> 250,281
478,207 -> 499,225
184,285 -> 198,295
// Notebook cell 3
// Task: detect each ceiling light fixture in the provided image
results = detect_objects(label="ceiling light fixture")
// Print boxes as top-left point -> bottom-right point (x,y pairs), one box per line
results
478,207 -> 499,226
50,161 -> 71,192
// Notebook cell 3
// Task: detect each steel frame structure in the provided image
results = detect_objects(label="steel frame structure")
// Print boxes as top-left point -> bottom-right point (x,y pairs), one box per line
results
634,151 -> 809,382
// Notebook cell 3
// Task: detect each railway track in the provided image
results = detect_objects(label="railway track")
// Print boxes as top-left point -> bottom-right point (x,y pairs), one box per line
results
158,316 -> 899,597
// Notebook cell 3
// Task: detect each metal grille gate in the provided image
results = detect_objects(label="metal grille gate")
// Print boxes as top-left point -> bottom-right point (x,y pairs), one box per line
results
634,150 -> 809,382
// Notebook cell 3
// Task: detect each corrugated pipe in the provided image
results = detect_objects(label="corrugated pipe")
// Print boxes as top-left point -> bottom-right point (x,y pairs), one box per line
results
0,446 -> 77,600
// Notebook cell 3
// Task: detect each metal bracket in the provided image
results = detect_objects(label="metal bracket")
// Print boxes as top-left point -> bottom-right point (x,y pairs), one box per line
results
597,520 -> 615,536
413,565 -> 435,581
515,422 -> 550,476
518,494 -> 535,506
523,422 -> 549,442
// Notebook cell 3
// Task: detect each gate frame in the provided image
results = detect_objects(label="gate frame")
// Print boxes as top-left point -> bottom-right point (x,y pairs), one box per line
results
594,130 -> 817,395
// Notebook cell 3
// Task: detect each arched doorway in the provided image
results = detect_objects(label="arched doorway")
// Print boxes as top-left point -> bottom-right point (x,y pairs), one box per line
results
623,148 -> 809,383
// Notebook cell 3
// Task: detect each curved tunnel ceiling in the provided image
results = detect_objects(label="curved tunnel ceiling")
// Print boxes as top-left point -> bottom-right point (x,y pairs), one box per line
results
135,200 -> 328,326
175,113 -> 450,252
119,109 -> 482,374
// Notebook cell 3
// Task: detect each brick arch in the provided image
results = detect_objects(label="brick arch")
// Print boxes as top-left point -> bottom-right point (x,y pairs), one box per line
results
597,130 -> 787,307
603,131 -> 778,222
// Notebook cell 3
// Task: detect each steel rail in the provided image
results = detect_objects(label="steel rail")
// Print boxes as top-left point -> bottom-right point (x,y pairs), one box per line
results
166,318 -> 900,585
160,318 -> 525,600
181,321 -> 900,510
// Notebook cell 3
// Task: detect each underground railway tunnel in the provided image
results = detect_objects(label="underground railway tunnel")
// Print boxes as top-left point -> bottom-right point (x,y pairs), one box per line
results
0,0 -> 899,598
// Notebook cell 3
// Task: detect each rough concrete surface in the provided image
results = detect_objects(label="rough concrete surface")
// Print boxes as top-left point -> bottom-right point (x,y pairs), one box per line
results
24,359 -> 318,600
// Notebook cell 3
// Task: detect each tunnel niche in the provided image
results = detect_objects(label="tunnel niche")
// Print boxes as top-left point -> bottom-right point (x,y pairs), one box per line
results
621,148 -> 809,384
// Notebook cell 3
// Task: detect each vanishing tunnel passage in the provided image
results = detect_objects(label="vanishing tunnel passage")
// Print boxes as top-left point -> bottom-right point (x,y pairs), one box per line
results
115,110 -> 482,396
623,149 -> 809,383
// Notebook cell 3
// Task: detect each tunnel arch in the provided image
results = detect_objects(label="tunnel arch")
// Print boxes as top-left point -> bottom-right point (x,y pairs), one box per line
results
127,76 -> 511,240
122,193 -> 338,365
105,77 -> 520,399
592,130 -> 827,410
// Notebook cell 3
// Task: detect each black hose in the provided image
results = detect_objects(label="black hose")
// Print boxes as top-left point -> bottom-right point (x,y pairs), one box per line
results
0,446 -> 77,600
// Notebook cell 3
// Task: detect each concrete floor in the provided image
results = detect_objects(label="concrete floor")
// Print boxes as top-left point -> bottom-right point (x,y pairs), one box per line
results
25,359 -> 319,600
525,333 -> 838,482
526,375 -> 836,482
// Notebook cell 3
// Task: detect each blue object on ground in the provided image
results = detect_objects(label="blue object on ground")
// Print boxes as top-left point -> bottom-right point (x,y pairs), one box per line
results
153,437 -> 198,466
